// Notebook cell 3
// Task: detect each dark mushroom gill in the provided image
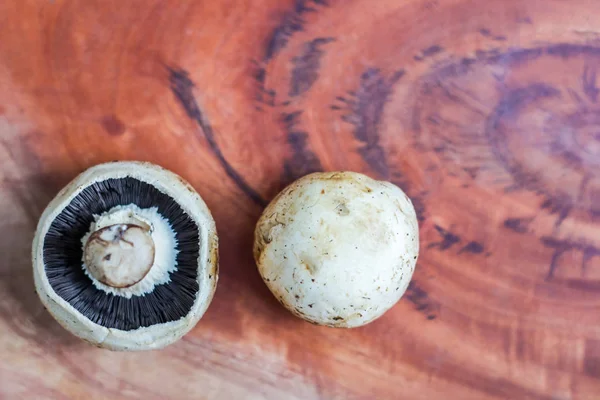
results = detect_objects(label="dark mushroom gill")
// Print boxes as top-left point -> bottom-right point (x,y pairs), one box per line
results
42,177 -> 200,331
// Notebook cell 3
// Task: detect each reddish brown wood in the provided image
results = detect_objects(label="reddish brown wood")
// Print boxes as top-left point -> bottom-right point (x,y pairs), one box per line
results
1,0 -> 600,398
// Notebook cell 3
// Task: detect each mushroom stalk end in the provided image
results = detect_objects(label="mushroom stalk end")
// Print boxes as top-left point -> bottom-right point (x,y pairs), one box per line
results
83,223 -> 155,288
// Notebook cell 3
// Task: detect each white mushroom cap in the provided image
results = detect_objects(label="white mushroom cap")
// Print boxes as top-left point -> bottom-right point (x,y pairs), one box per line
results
32,161 -> 218,351
254,171 -> 419,328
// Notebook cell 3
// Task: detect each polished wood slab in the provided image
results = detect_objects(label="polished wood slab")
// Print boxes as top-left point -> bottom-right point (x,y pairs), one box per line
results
1,0 -> 599,398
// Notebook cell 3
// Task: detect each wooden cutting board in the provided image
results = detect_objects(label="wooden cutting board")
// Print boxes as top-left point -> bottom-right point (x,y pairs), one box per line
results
1,0 -> 599,398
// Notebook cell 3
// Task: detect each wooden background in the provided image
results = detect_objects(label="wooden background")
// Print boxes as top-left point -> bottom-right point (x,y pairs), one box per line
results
1,0 -> 600,398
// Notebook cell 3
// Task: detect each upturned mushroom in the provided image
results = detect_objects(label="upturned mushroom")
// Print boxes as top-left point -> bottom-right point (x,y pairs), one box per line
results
253,171 -> 419,328
32,161 -> 218,350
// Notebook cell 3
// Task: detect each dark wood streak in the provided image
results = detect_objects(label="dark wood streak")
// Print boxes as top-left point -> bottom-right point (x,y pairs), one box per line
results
429,44 -> 600,89
478,28 -> 506,42
540,236 -> 600,280
541,237 -> 573,280
289,37 -> 335,97
488,84 -> 560,125
335,68 -> 405,178
479,28 -> 492,37
428,225 -> 461,251
462,167 -> 479,179
459,241 -> 484,254
433,48 -> 542,81
405,281 -> 438,320
503,217 -> 532,233
546,43 -> 600,58
540,195 -> 573,227
251,62 -> 276,109
582,62 -> 599,102
168,67 -> 268,207
264,0 -> 329,62
414,45 -> 443,61
280,111 -> 323,186
549,278 -> 600,292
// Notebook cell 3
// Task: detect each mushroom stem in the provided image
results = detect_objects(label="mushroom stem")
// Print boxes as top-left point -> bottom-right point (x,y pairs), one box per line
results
84,223 -> 155,288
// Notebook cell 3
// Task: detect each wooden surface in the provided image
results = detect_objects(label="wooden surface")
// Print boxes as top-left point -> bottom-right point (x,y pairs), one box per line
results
1,0 -> 600,398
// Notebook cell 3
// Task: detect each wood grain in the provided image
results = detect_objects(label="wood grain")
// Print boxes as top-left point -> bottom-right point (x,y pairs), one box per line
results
1,0 -> 600,398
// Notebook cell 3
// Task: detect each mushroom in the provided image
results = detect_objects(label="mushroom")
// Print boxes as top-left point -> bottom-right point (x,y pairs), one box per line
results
32,161 -> 218,350
253,171 -> 419,328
